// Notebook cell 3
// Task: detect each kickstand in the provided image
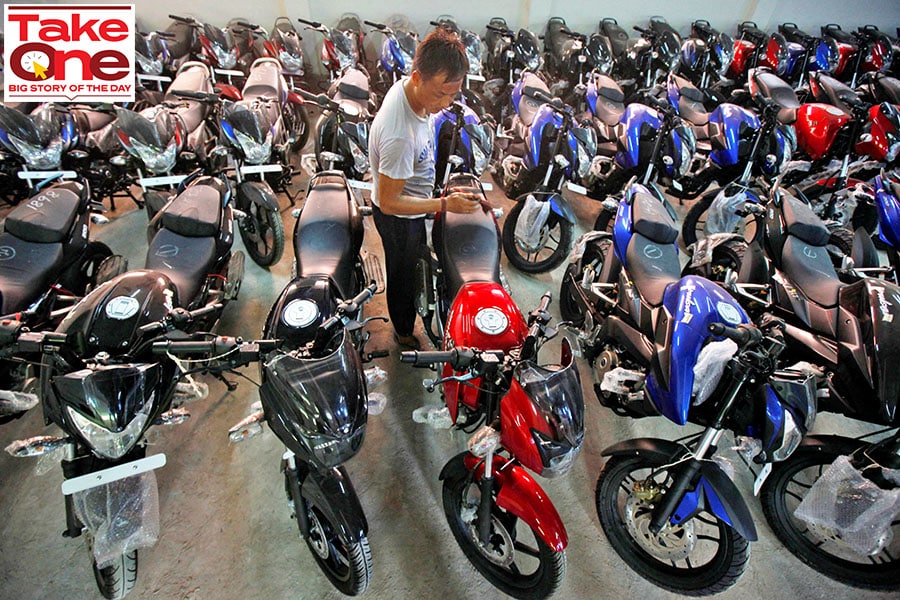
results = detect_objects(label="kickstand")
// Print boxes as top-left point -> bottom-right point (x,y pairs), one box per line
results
213,371 -> 239,391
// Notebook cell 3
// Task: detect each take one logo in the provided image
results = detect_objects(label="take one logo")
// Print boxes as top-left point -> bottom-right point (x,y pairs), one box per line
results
3,4 -> 135,103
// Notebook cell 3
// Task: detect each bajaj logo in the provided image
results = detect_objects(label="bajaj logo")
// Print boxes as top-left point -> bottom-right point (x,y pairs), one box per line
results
4,4 -> 135,102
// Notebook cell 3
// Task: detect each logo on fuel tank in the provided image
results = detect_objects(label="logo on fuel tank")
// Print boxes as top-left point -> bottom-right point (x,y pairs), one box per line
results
105,295 -> 139,320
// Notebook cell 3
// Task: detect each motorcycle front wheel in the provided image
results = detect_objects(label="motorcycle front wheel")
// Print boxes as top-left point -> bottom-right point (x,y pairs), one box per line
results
760,445 -> 900,590
559,237 -> 613,327
442,468 -> 566,600
284,468 -> 372,596
92,550 -> 137,600
501,201 -> 573,274
239,203 -> 285,268
595,454 -> 749,596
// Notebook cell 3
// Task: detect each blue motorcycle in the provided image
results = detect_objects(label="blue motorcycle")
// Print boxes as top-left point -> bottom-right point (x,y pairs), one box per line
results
560,181 -> 816,594
493,74 -> 596,273
431,100 -> 493,194
365,18 -> 418,106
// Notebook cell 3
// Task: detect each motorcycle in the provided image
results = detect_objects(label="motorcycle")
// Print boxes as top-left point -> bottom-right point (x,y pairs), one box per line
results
407,173 -> 583,599
482,19 -> 542,122
224,168 -> 385,595
494,81 -> 596,273
623,16 -> 682,89
431,100 -> 494,194
167,15 -> 244,92
259,17 -> 306,90
542,17 -> 613,102
298,17 -> 366,86
0,178 -> 125,423
821,24 -> 895,87
676,20 -> 734,99
1,170 -> 244,598
559,181 -> 816,594
365,18 -> 418,104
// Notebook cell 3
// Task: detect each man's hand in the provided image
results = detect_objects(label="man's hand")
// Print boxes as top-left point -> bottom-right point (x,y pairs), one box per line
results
444,191 -> 485,214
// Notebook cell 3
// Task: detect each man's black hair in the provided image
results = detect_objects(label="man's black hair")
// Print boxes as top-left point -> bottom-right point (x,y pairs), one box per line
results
412,28 -> 468,81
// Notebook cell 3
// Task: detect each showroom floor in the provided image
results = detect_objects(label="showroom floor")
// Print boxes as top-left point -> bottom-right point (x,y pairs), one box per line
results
0,141 -> 895,600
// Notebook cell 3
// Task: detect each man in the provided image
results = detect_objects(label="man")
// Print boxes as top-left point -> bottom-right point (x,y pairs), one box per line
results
369,28 -> 483,349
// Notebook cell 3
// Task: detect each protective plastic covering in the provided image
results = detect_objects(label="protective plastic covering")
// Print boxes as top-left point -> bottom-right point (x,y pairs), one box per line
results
73,472 -> 160,568
412,404 -> 452,429
514,194 -> 551,252
706,187 -> 749,236
794,455 -> 900,556
0,390 -> 39,416
569,230 -> 610,265
689,232 -> 744,268
692,338 -> 738,405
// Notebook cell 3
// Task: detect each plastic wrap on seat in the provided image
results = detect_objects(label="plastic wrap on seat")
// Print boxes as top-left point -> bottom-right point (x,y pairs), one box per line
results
72,472 -> 160,568
794,455 -> 900,556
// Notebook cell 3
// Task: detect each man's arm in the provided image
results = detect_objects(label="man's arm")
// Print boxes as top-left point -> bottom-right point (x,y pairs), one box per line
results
377,172 -> 484,216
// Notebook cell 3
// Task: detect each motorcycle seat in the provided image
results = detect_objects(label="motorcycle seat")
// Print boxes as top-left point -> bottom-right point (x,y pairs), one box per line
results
160,181 -> 223,238
631,192 -> 679,244
0,233 -> 65,314
145,229 -> 217,305
242,59 -> 284,102
781,193 -> 832,246
435,209 -> 501,301
592,74 -> 625,126
625,232 -> 681,306
519,73 -> 551,127
333,68 -> 370,103
4,184 -> 81,244
70,107 -> 115,133
295,181 -> 357,299
813,73 -> 862,114
751,69 -> 800,124
781,235 -> 844,307
675,76 -> 709,126
875,75 -> 900,104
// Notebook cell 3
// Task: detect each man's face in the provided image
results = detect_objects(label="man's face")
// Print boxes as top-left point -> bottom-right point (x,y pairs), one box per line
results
414,71 -> 464,114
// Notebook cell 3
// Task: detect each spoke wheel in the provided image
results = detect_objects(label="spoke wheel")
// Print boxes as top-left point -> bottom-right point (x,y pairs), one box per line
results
239,204 -> 285,268
595,454 -> 749,595
760,445 -> 900,590
502,201 -> 573,274
442,467 -> 565,600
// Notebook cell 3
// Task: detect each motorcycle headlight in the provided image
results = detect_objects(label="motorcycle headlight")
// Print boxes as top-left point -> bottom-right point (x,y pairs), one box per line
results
213,43 -> 236,69
531,428 -> 581,477
136,53 -> 164,75
279,50 -> 303,73
129,136 -> 177,173
309,427 -> 365,467
235,129 -> 272,164
338,50 -> 356,71
348,138 -> 369,174
526,54 -> 542,71
886,142 -> 900,163
8,133 -> 64,170
67,401 -> 152,460
467,50 -> 483,75
677,127 -> 696,177
472,139 -> 488,175
400,49 -> 414,75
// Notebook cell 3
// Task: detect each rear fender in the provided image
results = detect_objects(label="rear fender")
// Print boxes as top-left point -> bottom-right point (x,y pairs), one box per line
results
602,438 -> 758,541
439,452 -> 568,551
237,180 -> 279,211
217,83 -> 242,101
300,465 -> 368,542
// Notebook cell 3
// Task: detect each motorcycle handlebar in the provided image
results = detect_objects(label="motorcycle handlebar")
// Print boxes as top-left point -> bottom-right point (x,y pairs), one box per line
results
708,322 -> 763,346
152,337 -> 280,363
297,18 -> 323,29
364,20 -> 387,30
295,89 -> 339,112
170,89 -> 219,103
234,21 -> 259,31
138,303 -> 224,336
400,347 -> 476,369
485,24 -> 511,35
169,15 -> 197,25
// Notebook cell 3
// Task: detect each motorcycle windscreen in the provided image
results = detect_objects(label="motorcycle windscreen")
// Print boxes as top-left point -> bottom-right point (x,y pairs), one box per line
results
616,103 -> 662,170
647,275 -> 750,425
462,30 -> 483,74
526,104 -> 563,170
116,107 -> 174,150
223,104 -> 270,144
261,331 -> 367,467
708,103 -> 760,168
505,338 -> 585,477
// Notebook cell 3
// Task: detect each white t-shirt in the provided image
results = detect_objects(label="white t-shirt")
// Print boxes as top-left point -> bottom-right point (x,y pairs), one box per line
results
369,78 -> 435,217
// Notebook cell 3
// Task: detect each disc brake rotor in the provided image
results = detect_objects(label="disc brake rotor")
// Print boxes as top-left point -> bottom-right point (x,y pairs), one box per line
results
624,491 -> 696,561
461,500 -> 516,567
307,509 -> 331,560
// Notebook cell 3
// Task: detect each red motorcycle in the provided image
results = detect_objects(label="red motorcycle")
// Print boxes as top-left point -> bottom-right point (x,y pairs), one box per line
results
402,174 -> 584,600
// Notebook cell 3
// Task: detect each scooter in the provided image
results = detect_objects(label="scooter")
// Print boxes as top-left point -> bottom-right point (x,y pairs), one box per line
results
559,180 -> 815,594
406,173 -> 583,599
1,171 -> 244,599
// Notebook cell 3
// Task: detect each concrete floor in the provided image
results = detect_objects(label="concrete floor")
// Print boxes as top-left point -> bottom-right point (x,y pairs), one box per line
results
0,156 -> 895,600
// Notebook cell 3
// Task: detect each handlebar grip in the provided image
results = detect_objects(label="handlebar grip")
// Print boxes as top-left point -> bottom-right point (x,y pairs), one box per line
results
152,335 -> 242,356
234,21 -> 258,30
708,323 -> 762,346
485,24 -> 509,34
364,20 -> 385,29
400,350 -> 452,365
169,15 -> 195,24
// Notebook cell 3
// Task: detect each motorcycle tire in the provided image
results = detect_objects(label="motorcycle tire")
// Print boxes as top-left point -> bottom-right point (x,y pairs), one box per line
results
60,241 -> 115,296
760,445 -> 900,590
681,238 -> 746,283
501,201 -> 573,274
284,468 -> 372,596
681,189 -> 759,249
824,224 -> 853,267
559,237 -> 613,327
595,454 -> 749,596
592,209 -> 615,234
92,551 -> 137,600
442,468 -> 565,600
239,204 -> 285,268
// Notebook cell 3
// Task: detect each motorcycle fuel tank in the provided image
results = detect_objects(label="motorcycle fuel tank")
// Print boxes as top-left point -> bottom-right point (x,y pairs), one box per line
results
794,103 -> 851,160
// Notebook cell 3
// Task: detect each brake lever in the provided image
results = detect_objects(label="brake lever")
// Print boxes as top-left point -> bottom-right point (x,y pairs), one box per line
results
423,372 -> 475,393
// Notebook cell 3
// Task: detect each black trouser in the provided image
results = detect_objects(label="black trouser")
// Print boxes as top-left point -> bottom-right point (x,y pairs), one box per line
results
372,205 -> 426,337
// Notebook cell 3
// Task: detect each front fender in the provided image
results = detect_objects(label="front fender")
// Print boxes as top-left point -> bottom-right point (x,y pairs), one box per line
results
602,438 -> 758,541
237,180 -> 279,211
440,452 -> 568,552
301,465 -> 368,543
796,434 -> 868,455
548,193 -> 576,224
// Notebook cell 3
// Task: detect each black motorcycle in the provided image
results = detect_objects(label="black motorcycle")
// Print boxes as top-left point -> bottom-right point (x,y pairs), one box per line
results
226,169 -> 385,595
0,178 -> 125,423
1,171 -> 244,598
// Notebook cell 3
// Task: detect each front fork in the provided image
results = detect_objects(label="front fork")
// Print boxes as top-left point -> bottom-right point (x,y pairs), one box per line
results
283,452 -> 311,539
477,450 -> 496,545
